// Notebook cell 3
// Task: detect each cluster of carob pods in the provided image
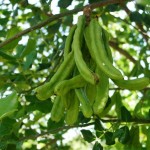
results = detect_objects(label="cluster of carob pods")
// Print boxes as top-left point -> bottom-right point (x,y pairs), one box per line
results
35,15 -> 150,125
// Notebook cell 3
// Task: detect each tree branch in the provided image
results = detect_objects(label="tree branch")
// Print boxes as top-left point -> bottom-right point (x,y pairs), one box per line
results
19,122 -> 94,141
0,0 -> 129,49
101,118 -> 150,124
109,41 -> 137,64
109,87 -> 150,91
19,117 -> 150,142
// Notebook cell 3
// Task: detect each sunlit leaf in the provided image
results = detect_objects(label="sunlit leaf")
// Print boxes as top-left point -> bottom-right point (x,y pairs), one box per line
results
23,51 -> 36,70
136,0 -> 150,5
2,27 -> 21,51
21,38 -> 36,58
99,97 -> 115,117
14,81 -> 31,92
0,92 -> 18,120
134,95 -> 150,119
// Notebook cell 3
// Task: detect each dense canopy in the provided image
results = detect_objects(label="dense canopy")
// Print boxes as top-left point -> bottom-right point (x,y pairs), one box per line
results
0,0 -> 150,149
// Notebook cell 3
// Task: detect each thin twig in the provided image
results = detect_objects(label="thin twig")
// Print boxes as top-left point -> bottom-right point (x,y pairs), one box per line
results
19,117 -> 150,142
0,0 -> 129,49
19,122 -> 94,141
101,118 -> 150,124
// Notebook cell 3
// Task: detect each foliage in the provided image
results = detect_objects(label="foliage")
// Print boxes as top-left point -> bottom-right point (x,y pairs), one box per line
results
0,0 -> 150,149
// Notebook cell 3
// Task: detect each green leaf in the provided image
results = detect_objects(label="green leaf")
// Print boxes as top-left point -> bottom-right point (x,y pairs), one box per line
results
77,112 -> 91,124
104,97 -> 111,109
81,129 -> 95,143
23,51 -> 36,70
143,14 -> 150,27
130,12 -> 143,23
0,30 -> 6,37
58,0 -> 73,8
134,93 -> 150,119
0,18 -> 8,25
15,44 -> 25,58
0,92 -> 18,120
25,95 -> 53,113
47,119 -> 64,131
63,15 -> 73,26
0,117 -> 16,137
0,141 -> 7,149
114,91 -> 122,119
25,129 -> 37,137
136,0 -> 150,5
47,20 -> 61,35
94,119 -> 104,137
14,81 -> 31,92
21,38 -> 36,58
106,4 -> 119,12
121,106 -> 132,122
114,126 -> 130,144
146,127 -> 150,149
5,144 -> 16,150
94,119 -> 104,131
129,62 -> 143,77
105,132 -> 115,145
2,26 -> 21,51
0,50 -> 17,62
99,97 -> 115,117
10,0 -> 21,5
93,141 -> 103,150
124,126 -> 142,149
119,126 -> 130,144
89,0 -> 101,4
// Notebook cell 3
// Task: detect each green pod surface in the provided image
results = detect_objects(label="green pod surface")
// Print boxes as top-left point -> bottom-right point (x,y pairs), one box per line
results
84,18 -> 123,80
93,67 -> 109,115
51,96 -> 65,122
64,25 -> 77,59
113,77 -> 150,90
54,74 -> 87,96
91,19 -> 123,78
35,51 -> 75,100
75,88 -> 93,118
72,15 -> 99,85
65,91 -> 80,125
102,28 -> 113,63
61,91 -> 72,109
85,83 -> 96,106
